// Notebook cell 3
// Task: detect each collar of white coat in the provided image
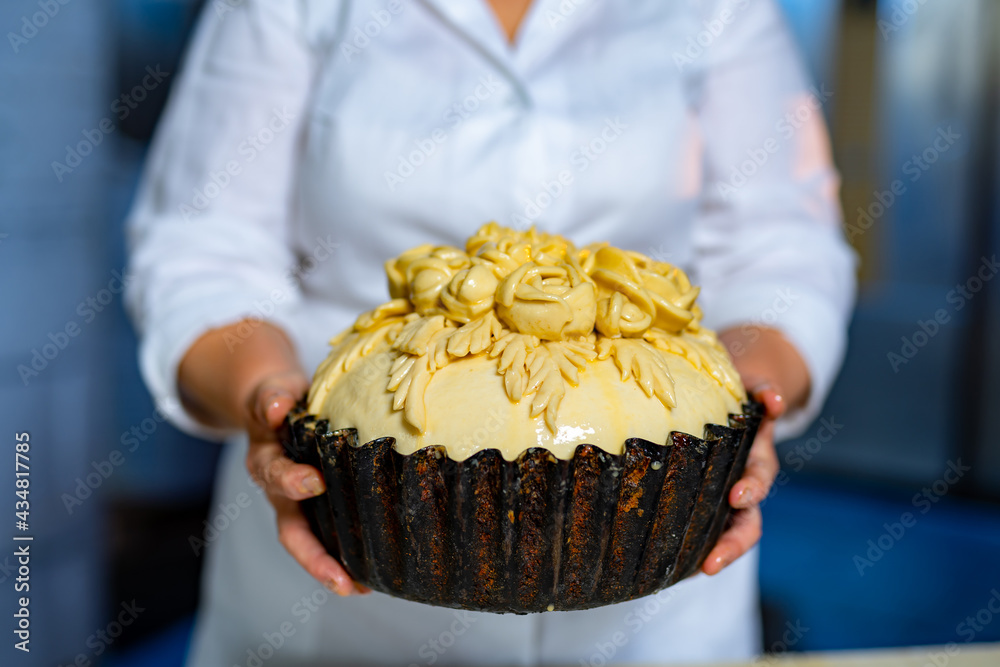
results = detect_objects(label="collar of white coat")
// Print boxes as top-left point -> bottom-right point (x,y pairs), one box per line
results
416,0 -> 600,104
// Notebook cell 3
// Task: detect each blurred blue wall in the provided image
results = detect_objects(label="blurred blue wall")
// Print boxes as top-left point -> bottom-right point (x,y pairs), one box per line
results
1,0 -> 213,663
764,0 -> 1000,651
1,2 -> 115,664
1,0 -> 998,663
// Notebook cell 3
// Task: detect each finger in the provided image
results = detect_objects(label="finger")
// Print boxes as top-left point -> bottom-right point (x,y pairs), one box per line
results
274,496 -> 358,596
730,419 -> 778,508
251,382 -> 307,432
702,505 -> 762,576
747,383 -> 786,420
246,441 -> 325,500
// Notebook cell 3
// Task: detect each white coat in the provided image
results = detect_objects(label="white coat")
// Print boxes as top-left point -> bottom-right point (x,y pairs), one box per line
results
125,0 -> 856,664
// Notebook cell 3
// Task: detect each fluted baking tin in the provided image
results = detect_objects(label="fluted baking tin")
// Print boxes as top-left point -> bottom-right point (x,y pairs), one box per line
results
281,401 -> 763,614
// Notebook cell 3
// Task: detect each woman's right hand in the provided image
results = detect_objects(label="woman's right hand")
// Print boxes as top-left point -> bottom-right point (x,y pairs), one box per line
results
244,371 -> 368,596
178,321 -> 367,596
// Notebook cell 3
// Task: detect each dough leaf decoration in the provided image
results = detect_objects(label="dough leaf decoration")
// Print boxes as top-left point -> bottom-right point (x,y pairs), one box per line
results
392,314 -> 451,356
354,298 -> 412,331
528,349 -> 565,432
490,332 -> 539,402
544,339 -> 597,386
598,338 -> 677,409
311,223 -> 746,433
446,311 -> 504,357
402,360 -> 432,431
333,320 -> 405,376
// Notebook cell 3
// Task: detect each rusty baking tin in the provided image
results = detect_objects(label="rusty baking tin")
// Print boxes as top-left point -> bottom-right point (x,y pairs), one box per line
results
280,401 -> 763,614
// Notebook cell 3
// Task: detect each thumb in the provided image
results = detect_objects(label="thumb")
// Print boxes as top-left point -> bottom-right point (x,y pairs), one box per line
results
743,379 -> 786,421
248,373 -> 309,432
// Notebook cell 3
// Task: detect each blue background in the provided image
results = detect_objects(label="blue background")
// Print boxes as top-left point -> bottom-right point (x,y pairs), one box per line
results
1,0 -> 998,664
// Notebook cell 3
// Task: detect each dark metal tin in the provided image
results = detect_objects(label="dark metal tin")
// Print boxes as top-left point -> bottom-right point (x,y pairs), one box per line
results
281,401 -> 763,614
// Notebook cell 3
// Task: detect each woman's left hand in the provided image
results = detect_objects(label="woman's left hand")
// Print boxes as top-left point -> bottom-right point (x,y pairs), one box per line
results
702,326 -> 810,575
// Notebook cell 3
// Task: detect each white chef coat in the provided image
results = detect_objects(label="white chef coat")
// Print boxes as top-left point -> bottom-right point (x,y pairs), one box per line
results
125,0 -> 856,664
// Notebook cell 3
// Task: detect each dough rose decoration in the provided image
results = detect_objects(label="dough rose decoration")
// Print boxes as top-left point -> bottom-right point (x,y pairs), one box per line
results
495,262 -> 595,339
310,223 -> 743,437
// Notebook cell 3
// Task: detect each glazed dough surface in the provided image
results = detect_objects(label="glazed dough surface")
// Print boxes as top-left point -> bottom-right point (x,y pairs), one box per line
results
307,224 -> 746,460
311,346 -> 742,460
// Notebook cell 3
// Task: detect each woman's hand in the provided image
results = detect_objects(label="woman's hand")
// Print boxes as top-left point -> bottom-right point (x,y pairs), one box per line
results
244,371 -> 368,596
701,326 -> 810,576
179,321 -> 367,596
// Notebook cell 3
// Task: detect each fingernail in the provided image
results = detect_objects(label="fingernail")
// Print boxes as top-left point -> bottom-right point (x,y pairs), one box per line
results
713,555 -> 730,572
737,487 -> 755,508
301,474 -> 324,496
325,578 -> 351,596
336,576 -> 354,596
264,395 -> 290,422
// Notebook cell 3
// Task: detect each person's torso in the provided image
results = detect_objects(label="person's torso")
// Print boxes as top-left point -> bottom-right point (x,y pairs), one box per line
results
289,0 -> 706,370
185,8 -> 766,665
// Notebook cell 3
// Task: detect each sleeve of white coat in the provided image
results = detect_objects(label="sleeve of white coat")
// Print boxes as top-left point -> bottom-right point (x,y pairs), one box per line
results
689,0 -> 857,438
124,1 -> 316,440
